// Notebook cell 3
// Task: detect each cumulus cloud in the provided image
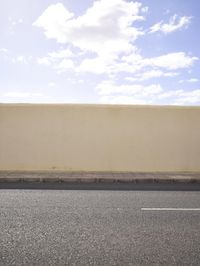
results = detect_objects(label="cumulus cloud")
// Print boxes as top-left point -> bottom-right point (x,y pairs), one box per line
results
96,80 -> 163,104
36,48 -> 75,71
100,95 -> 147,105
123,52 -> 197,71
117,51 -> 198,81
0,49 -> 34,65
0,48 -> 9,60
187,78 -> 199,83
12,55 -> 29,64
157,89 -> 200,105
146,52 -> 198,70
33,1 -> 145,56
0,48 -> 9,53
150,14 -> 192,34
54,59 -> 75,72
48,82 -> 56,87
33,0 -> 148,74
3,92 -> 42,98
8,16 -> 23,25
125,70 -> 178,81
96,80 -> 200,105
33,2 -> 197,78
173,90 -> 200,105
138,70 -> 178,80
48,48 -> 74,59
77,54 -> 116,74
37,57 -> 51,66
77,51 -> 197,76
100,90 -> 200,105
6,16 -> 24,34
33,3 -> 74,43
179,78 -> 199,83
96,80 -> 162,96
1,92 -> 44,103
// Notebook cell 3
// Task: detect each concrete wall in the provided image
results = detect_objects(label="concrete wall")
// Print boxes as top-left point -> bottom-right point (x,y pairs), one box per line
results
0,104 -> 200,172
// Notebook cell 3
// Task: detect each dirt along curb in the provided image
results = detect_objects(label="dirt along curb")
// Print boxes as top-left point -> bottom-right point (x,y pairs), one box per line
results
0,171 -> 200,184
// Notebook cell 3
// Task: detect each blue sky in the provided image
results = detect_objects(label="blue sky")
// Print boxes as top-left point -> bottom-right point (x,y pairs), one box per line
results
0,0 -> 199,105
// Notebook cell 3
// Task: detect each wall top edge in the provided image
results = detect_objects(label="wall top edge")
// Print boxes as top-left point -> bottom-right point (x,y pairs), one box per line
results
0,103 -> 200,110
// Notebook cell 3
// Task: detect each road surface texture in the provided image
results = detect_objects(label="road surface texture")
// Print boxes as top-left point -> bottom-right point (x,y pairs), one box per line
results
0,183 -> 200,266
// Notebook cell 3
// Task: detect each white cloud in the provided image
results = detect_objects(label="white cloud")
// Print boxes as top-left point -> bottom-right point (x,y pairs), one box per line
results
37,43 -> 198,77
138,70 -> 165,80
78,54 -> 116,74
77,49 -> 198,77
126,69 -> 178,81
0,48 -> 9,53
179,78 -> 199,83
9,55 -> 33,65
33,2 -> 198,78
96,80 -> 200,105
125,77 -> 137,82
158,89 -> 200,105
96,80 -> 162,104
54,59 -> 75,73
8,16 -> 23,25
4,92 -> 42,98
100,95 -> 147,105
173,90 -> 200,105
37,56 -> 74,72
12,55 -> 29,64
1,92 -> 44,103
48,82 -> 56,87
121,52 -> 197,77
150,14 -> 192,34
147,52 -> 198,70
33,3 -> 74,43
0,50 -> 34,65
38,49 -> 197,77
0,48 -> 9,61
37,48 -> 74,65
100,89 -> 200,105
188,78 -> 199,83
36,48 -> 75,71
141,6 -> 149,13
96,80 -> 162,96
37,57 -> 51,66
8,16 -> 24,34
33,0 -> 145,56
48,48 -> 74,59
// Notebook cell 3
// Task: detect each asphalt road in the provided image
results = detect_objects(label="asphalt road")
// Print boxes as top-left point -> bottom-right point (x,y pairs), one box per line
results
0,185 -> 200,265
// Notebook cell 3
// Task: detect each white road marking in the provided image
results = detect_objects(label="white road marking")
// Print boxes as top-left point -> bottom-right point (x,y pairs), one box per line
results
141,208 -> 200,211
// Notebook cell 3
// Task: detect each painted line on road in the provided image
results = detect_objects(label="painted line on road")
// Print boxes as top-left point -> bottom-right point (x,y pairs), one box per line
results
141,208 -> 200,211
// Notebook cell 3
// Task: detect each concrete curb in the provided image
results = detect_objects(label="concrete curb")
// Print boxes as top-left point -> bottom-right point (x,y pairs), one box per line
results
0,172 -> 200,184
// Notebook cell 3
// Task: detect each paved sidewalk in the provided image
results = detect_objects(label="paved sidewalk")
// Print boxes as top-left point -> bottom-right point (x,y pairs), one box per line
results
0,171 -> 200,183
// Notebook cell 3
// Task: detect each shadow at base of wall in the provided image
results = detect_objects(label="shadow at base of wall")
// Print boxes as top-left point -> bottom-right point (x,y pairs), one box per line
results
0,182 -> 200,191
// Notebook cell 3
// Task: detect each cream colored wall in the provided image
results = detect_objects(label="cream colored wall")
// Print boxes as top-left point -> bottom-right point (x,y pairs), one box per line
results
0,104 -> 200,172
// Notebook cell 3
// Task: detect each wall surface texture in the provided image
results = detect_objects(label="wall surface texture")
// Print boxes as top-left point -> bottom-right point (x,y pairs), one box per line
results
0,104 -> 200,172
